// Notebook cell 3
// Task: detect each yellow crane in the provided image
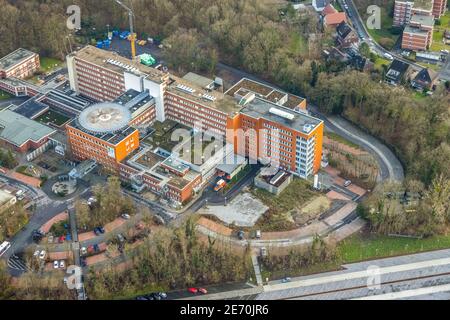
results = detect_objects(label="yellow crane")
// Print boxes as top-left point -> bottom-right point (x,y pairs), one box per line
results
114,0 -> 137,59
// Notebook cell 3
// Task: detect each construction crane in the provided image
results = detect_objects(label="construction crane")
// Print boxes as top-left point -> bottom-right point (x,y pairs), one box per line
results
114,0 -> 137,59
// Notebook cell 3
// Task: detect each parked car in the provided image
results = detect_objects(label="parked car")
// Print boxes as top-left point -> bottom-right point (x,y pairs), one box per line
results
33,250 -> 40,258
281,277 -> 291,283
121,213 -> 131,220
80,247 -> 87,256
93,228 -> 101,236
117,234 -> 125,243
157,292 -> 167,299
59,260 -> 65,269
39,250 -> 46,260
151,293 -> 162,300
53,261 -> 59,269
188,287 -> 198,294
58,235 -> 65,243
81,258 -> 87,267
66,234 -> 72,241
93,244 -> 100,252
237,230 -> 245,240
48,235 -> 54,243
198,288 -> 208,294
260,247 -> 267,257
255,230 -> 261,239
344,180 -> 352,187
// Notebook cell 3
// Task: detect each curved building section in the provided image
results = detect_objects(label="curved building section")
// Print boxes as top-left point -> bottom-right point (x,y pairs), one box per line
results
77,102 -> 132,134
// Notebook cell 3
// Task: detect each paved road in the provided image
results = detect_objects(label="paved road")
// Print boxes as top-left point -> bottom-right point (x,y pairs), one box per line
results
309,107 -> 405,182
187,248 -> 450,300
340,0 -> 423,72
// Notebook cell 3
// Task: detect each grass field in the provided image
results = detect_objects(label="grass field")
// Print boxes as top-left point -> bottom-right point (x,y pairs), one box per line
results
39,57 -> 63,72
35,110 -> 71,126
0,90 -> 13,100
324,131 -> 361,149
338,232 -> 450,263
430,12 -> 450,52
366,9 -> 400,50
262,230 -> 450,281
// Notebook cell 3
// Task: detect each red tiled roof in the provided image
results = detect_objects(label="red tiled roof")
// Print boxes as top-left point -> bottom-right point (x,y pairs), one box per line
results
325,12 -> 347,26
322,4 -> 337,16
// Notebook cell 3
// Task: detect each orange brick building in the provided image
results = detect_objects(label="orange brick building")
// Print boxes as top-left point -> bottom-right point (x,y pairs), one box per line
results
66,102 -> 140,172
401,14 -> 434,50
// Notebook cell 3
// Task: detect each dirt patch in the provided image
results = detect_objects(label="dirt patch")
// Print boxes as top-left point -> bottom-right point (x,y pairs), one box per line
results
292,195 -> 331,225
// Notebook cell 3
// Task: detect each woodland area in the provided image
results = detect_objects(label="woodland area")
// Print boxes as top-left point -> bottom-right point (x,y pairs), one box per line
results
0,261 -> 75,300
84,218 -> 252,299
75,176 -> 136,230
0,203 -> 28,242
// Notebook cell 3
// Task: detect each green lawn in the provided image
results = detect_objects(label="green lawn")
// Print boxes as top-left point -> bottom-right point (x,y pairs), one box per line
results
251,178 -> 317,216
334,1 -> 343,12
338,232 -> 450,263
324,131 -> 361,149
0,90 -> 13,100
39,57 -> 63,72
263,231 -> 450,281
413,91 -> 428,100
288,32 -> 307,57
35,110 -> 71,126
430,12 -> 450,52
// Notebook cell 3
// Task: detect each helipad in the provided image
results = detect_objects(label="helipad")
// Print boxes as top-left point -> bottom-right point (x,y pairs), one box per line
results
77,102 -> 131,133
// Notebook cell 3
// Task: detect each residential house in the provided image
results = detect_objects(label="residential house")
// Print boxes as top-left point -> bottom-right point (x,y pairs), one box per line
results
401,14 -> 434,50
324,12 -> 347,28
312,0 -> 330,12
411,68 -> 438,90
321,3 -> 337,16
336,21 -> 359,48
385,59 -> 413,85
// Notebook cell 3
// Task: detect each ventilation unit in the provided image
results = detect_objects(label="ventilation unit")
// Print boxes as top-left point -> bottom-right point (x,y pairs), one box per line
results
269,107 -> 295,120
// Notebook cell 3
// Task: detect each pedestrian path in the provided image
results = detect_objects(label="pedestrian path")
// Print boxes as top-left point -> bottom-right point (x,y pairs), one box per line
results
251,254 -> 263,286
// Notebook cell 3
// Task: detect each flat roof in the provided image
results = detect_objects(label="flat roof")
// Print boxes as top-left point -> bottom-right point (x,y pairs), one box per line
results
225,78 -> 306,110
410,14 -> 434,26
182,72 -> 214,88
0,189 -> 14,206
13,98 -> 49,119
0,110 -> 55,147
0,48 -> 37,71
412,0 -> 433,11
216,154 -> 247,175
404,25 -> 429,35
71,46 -> 168,84
114,89 -> 155,114
166,76 -> 241,116
240,97 -> 322,134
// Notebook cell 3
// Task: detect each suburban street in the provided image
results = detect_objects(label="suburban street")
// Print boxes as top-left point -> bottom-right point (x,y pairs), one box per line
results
340,0 -> 424,72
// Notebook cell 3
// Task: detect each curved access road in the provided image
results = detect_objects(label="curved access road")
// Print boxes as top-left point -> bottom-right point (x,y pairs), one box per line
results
309,106 -> 404,182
